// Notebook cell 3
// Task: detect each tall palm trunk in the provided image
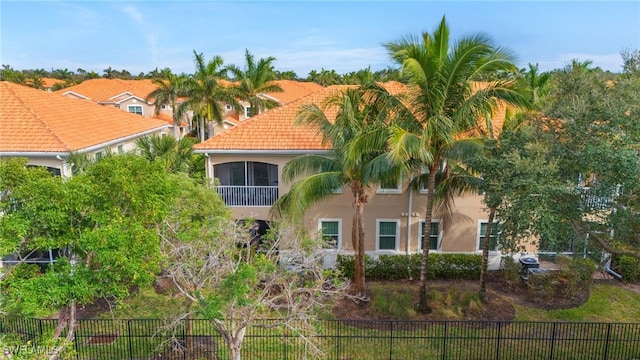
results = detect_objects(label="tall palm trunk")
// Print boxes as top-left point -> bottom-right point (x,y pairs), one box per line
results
418,164 -> 438,313
351,185 -> 367,297
479,207 -> 496,303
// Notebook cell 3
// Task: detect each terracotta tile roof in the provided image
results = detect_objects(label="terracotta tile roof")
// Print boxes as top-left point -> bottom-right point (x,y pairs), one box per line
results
1,81 -> 169,153
42,78 -> 65,88
55,78 -> 158,102
264,80 -> 323,104
194,82 -> 407,152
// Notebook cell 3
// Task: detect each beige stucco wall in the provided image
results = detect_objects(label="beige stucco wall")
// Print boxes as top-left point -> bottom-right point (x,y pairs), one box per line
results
117,98 -> 155,118
205,152 -> 540,260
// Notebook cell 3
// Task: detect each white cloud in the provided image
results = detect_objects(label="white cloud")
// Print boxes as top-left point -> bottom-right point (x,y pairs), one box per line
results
121,6 -> 144,24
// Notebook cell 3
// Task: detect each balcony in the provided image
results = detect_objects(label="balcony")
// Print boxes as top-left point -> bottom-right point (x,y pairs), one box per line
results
579,187 -> 613,210
215,186 -> 279,207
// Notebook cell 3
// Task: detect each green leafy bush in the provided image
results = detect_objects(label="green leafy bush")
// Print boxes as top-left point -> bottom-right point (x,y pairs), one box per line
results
612,255 -> 640,283
336,253 -> 481,281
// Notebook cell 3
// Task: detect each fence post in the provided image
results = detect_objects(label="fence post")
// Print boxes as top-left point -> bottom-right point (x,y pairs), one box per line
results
495,321 -> 502,360
549,322 -> 557,360
441,322 -> 448,360
603,323 -> 611,360
336,320 -> 341,360
388,321 -> 394,360
127,320 -> 133,360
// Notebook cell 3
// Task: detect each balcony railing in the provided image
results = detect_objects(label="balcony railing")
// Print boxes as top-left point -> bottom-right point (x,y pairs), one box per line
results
579,187 -> 613,210
215,186 -> 279,207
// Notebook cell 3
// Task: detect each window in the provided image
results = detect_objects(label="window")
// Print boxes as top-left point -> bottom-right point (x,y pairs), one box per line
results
377,177 -> 401,194
214,162 -> 278,187
94,151 -> 104,161
117,145 -> 124,154
226,104 -> 232,111
419,220 -> 441,250
319,219 -> 341,249
377,220 -> 399,251
127,105 -> 143,116
244,106 -> 252,118
478,221 -> 500,251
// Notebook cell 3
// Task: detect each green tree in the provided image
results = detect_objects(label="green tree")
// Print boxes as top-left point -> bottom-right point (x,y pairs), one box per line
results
146,68 -> 187,137
383,16 -> 527,312
0,155 -> 181,355
179,51 -> 241,140
226,49 -> 283,117
135,134 -> 202,176
519,63 -> 550,105
273,85 -> 398,297
542,60 -> 640,260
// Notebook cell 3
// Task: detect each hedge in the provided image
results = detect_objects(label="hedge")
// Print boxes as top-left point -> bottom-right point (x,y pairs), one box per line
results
612,255 -> 640,283
336,253 -> 482,281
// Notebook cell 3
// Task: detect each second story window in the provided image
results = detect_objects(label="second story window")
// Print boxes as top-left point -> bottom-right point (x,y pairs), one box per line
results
127,105 -> 143,116
244,106 -> 252,118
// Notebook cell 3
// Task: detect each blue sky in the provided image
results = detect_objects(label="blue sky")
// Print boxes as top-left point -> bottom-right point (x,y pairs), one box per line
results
2,1 -> 639,77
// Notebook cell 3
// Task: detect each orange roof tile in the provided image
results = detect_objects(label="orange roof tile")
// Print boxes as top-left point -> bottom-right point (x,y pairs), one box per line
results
42,78 -> 65,88
194,88 -> 341,152
193,81 -> 518,153
55,78 -> 158,102
1,81 -> 169,153
263,80 -> 323,105
194,83 -> 406,152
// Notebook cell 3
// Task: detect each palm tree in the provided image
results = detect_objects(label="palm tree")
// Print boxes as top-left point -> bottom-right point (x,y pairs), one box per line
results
103,67 -> 116,79
179,51 -> 242,141
520,63 -> 550,105
135,134 -> 199,174
226,49 -> 283,118
383,16 -> 528,313
146,69 -> 186,137
273,84 -> 398,297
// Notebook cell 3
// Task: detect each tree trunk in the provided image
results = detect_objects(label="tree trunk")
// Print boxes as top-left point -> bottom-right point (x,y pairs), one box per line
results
49,301 -> 76,360
418,165 -> 438,313
199,118 -> 205,142
480,208 -> 496,304
351,186 -> 367,297
227,327 -> 246,360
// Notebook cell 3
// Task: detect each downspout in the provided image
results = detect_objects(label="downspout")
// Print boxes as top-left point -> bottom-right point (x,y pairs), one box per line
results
406,174 -> 414,255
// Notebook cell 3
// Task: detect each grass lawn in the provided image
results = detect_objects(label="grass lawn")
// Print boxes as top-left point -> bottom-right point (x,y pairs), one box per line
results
515,283 -> 640,322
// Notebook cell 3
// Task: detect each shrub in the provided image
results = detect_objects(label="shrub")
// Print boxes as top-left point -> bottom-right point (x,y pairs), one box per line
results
500,256 -> 521,288
336,253 -> 481,281
612,255 -> 640,283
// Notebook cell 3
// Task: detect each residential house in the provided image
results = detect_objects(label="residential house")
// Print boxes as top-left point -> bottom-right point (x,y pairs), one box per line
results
55,78 -> 190,137
0,81 -> 170,178
193,83 -> 530,269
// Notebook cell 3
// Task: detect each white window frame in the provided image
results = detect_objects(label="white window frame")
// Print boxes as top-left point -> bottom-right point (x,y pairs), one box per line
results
376,219 -> 400,252
477,220 -> 501,252
244,106 -> 251,118
318,218 -> 342,250
418,220 -> 442,251
376,178 -> 402,194
127,105 -> 143,116
117,145 -> 124,154
225,104 -> 232,111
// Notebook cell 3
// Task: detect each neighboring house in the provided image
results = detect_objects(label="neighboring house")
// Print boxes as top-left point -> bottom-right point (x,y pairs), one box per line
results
212,80 -> 323,134
193,83 -> 525,269
55,78 -> 190,137
0,81 -> 170,178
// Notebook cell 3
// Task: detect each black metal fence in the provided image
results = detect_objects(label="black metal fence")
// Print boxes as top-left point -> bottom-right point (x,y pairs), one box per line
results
1,316 -> 639,359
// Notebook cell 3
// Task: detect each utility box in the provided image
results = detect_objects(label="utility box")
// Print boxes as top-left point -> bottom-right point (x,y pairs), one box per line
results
519,257 -> 540,277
